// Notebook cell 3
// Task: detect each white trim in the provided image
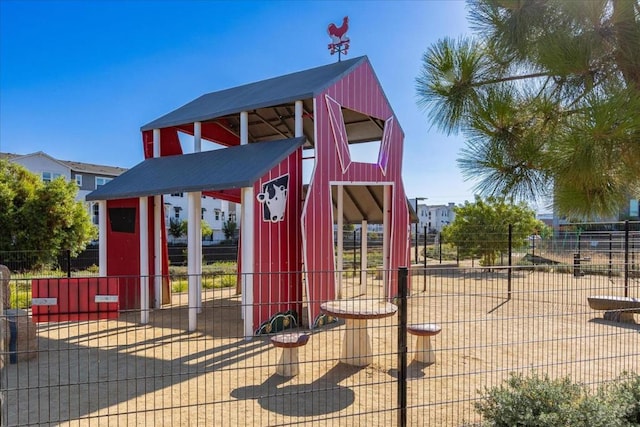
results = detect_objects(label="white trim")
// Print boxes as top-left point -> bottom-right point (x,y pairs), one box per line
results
94,295 -> 118,303
31,298 -> 57,306
378,117 -> 394,176
301,96 -> 318,328
383,185 -> 391,298
336,184 -> 343,298
95,176 -> 113,189
324,94 -> 352,174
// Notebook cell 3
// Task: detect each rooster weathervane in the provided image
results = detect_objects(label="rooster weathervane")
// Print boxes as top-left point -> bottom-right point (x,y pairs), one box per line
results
327,16 -> 350,61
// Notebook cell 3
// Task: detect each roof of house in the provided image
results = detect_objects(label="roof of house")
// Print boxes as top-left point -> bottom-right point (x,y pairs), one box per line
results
86,137 -> 305,201
1,151 -> 127,177
141,56 -> 367,131
0,153 -> 19,161
61,159 -> 128,176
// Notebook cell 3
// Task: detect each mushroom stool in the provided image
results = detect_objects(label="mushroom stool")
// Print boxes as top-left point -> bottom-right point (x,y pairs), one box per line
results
270,332 -> 310,377
408,323 -> 441,364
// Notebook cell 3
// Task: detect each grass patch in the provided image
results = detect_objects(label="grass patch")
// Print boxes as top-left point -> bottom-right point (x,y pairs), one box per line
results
9,281 -> 32,309
170,261 -> 237,293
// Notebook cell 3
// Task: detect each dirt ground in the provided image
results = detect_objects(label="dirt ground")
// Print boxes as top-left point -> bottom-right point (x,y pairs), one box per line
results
4,268 -> 640,426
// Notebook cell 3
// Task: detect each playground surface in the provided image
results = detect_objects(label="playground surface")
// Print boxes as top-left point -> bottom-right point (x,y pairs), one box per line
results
5,268 -> 639,426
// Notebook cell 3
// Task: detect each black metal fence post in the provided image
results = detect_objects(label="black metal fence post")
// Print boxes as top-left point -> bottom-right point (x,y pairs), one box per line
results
423,226 -> 427,291
397,267 -> 408,427
608,233 -> 613,278
624,220 -> 629,297
508,224 -> 512,300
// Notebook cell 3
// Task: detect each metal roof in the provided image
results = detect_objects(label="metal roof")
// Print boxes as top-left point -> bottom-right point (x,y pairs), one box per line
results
141,56 -> 367,131
328,185 -> 419,225
86,137 -> 305,201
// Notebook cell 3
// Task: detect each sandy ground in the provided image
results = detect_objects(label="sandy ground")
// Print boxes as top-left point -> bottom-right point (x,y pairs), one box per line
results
3,267 -> 639,426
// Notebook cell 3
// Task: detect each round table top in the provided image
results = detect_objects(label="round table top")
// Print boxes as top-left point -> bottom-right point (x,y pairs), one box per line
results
320,299 -> 398,320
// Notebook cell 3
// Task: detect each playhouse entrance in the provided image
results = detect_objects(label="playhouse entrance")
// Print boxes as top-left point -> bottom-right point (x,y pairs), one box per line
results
331,183 -> 391,298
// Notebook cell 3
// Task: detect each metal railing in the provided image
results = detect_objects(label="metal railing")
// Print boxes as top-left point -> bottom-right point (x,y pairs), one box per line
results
1,260 -> 638,426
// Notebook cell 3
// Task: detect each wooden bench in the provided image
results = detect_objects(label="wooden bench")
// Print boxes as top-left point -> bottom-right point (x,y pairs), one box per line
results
270,332 -> 310,377
408,323 -> 441,364
587,296 -> 640,323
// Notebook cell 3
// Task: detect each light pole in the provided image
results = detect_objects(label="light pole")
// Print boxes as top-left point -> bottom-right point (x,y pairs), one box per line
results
414,197 -> 426,263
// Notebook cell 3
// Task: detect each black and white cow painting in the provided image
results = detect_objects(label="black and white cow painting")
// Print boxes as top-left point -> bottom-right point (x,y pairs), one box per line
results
256,174 -> 289,223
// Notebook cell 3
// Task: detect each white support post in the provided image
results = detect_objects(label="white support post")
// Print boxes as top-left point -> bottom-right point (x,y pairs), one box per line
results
187,192 -> 198,331
194,121 -> 202,152
153,196 -> 162,308
153,128 -> 162,309
98,201 -> 107,277
295,100 -> 303,137
195,193 -> 202,313
361,219 -> 368,295
383,185 -> 391,298
240,112 -> 248,145
194,122 -> 202,312
241,186 -> 254,339
239,111 -> 254,339
153,129 -> 161,158
139,197 -> 149,324
336,185 -> 344,299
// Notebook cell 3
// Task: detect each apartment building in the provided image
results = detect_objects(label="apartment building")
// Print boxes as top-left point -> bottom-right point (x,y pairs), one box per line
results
409,198 -> 456,234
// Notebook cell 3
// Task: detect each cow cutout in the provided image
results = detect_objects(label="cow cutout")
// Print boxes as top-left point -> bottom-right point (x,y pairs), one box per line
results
257,175 -> 289,223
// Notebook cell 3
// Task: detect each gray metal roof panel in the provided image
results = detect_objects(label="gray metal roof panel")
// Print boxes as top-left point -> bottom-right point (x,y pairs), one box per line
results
141,56 -> 367,131
86,137 -> 305,201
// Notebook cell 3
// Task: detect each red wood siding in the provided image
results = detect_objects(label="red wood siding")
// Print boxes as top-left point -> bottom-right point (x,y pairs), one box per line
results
302,61 -> 411,326
252,148 -> 303,329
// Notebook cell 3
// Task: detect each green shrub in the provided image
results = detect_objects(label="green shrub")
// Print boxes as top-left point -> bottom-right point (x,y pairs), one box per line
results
201,273 -> 236,289
474,371 -> 632,426
86,264 -> 99,274
218,274 -> 236,288
171,278 -> 187,293
602,372 -> 640,425
7,281 -> 32,309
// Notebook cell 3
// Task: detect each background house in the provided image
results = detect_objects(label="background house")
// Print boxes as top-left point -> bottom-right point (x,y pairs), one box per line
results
164,192 -> 239,243
1,151 -> 238,241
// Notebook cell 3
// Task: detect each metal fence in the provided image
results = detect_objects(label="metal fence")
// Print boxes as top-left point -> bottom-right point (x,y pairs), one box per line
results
1,261 -> 639,426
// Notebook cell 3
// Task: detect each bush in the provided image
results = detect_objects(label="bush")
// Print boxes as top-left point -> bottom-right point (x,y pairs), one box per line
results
474,371 -> 636,426
603,372 -> 640,425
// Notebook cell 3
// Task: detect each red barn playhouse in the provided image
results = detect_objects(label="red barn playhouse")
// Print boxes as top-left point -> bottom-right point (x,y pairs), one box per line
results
87,56 -> 412,336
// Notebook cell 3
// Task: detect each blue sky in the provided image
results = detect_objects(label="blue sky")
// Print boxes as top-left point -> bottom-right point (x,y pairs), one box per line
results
0,0 -> 477,206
